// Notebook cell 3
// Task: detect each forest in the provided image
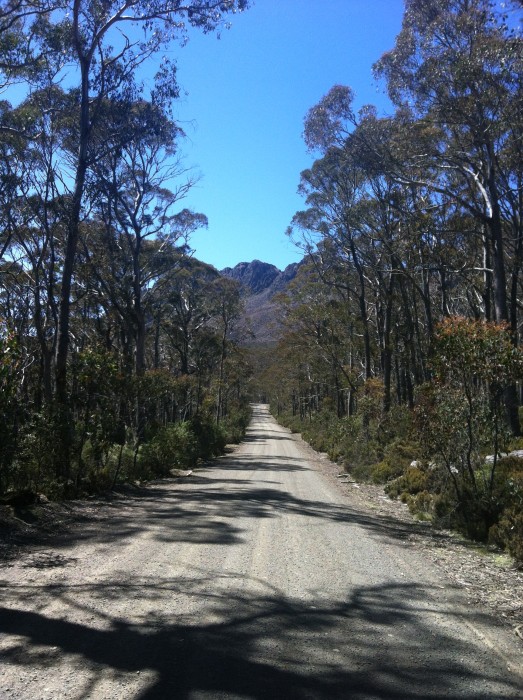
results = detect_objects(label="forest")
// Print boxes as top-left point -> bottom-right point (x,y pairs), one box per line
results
0,0 -> 522,562
261,0 -> 523,560
0,0 -> 252,500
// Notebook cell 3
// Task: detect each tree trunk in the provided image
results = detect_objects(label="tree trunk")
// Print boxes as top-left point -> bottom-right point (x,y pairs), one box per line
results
382,274 -> 395,413
487,171 -> 520,435
349,238 -> 372,379
54,58 -> 91,477
132,236 -> 146,376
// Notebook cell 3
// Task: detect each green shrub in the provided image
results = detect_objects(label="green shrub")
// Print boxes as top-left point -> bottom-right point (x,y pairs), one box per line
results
489,506 -> 523,563
81,466 -> 114,492
406,490 -> 434,519
274,406 -> 417,484
105,443 -> 141,483
13,410 -> 63,493
0,329 -> 23,493
189,414 -> 226,460
140,422 -> 199,476
371,439 -> 420,485
338,416 -> 383,475
386,465 -> 429,498
413,318 -> 523,545
222,405 -> 251,444
379,405 -> 415,444
486,456 -> 523,561
432,493 -> 455,524
452,485 -> 501,541
371,460 -> 403,484
349,463 -> 375,482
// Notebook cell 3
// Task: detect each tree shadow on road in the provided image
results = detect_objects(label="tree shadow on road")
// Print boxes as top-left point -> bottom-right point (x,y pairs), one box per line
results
0,577 -> 519,699
0,453 -> 450,556
242,429 -> 294,442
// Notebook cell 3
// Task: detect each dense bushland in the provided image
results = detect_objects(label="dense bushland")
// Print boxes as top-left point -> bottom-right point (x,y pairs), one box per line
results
266,0 -> 523,562
271,319 -> 523,561
1,333 -> 252,499
1,250 -> 253,500
0,1 -> 252,500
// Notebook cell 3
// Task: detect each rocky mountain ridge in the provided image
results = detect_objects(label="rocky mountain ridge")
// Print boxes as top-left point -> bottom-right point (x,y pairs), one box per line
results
221,259 -> 301,345
221,259 -> 300,298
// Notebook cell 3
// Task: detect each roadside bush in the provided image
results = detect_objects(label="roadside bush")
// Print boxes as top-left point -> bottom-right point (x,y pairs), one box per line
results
487,456 -> 523,508
456,458 -> 522,545
274,398 -> 417,485
81,465 -> 114,492
345,393 -> 417,480
222,404 -> 252,443
298,408 -> 337,453
189,413 -> 226,460
140,422 -> 200,476
405,490 -> 434,520
0,329 -> 24,494
490,507 -> 523,562
451,487 -> 494,541
487,456 -> 523,562
370,460 -> 402,484
277,408 -> 344,455
139,412 -> 231,478
104,443 -> 140,484
273,411 -> 301,434
432,493 -> 456,524
385,465 -> 430,498
414,392 -> 516,539
341,418 -> 383,474
414,318 -> 523,542
378,404 -> 415,445
371,439 -> 420,484
13,410 -> 63,494
385,462 -> 459,524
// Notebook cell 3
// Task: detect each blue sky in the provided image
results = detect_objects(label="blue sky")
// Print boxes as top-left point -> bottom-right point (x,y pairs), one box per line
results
169,0 -> 405,271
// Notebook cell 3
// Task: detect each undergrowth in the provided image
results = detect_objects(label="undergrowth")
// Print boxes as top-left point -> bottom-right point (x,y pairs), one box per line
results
273,399 -> 523,564
1,404 -> 251,502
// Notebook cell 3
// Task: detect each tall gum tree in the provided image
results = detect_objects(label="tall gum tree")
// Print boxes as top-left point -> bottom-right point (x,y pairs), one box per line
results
89,98 -> 205,376
289,148 -> 375,384
373,0 -> 522,329
0,0 -> 250,473
373,0 -> 522,434
296,87 -> 376,382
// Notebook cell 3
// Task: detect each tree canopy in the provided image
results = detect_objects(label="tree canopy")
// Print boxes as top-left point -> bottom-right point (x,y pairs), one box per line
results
0,0 -> 252,492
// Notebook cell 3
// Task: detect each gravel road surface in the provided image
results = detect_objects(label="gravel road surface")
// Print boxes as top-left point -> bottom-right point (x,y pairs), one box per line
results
1,403 -> 522,699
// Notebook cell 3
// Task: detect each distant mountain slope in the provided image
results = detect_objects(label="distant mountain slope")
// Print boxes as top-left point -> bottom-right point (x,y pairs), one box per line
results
221,260 -> 300,345
221,260 -> 280,295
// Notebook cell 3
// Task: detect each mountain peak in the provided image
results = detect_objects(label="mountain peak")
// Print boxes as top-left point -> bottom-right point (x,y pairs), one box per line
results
221,260 -> 286,295
221,260 -> 301,346
220,260 -> 299,296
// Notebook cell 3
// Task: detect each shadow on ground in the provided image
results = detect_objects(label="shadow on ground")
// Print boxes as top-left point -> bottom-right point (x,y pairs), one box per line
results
0,578 -> 518,699
1,451 -> 450,556
1,406 -> 520,697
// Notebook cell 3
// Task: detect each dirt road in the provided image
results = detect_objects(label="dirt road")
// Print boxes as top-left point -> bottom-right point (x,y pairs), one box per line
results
1,404 -> 522,698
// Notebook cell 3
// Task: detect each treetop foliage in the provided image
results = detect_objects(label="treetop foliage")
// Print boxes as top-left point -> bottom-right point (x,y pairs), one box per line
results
273,0 -> 523,558
431,317 -> 523,387
0,0 -> 253,495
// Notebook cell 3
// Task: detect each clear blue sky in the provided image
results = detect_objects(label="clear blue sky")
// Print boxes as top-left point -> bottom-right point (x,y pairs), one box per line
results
171,0 -> 405,271
7,1 -> 403,272
171,0 -> 403,269
167,0 -> 406,271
